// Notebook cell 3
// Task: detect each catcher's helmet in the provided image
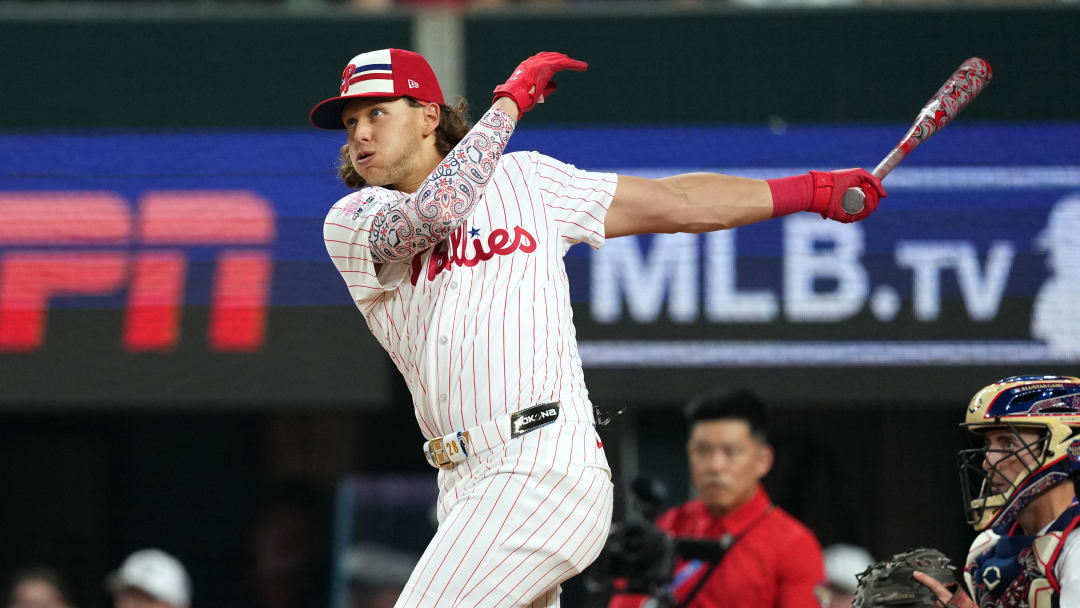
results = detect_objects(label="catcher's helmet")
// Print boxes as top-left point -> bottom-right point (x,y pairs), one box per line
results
958,375 -> 1080,533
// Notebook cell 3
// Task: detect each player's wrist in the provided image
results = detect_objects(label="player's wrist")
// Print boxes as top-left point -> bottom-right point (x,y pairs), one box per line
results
492,95 -> 521,121
766,173 -> 812,217
767,172 -> 835,218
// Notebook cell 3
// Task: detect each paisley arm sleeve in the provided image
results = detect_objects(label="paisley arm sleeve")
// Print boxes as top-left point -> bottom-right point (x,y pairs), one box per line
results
368,107 -> 516,263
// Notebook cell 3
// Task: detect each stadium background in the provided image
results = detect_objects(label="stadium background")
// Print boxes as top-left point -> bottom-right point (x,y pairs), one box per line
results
2,4 -> 1079,606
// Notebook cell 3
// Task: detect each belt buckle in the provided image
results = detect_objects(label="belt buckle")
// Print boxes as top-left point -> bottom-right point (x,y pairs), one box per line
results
423,431 -> 470,470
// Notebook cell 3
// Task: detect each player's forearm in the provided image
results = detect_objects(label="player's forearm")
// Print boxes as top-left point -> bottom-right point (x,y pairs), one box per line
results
368,106 -> 516,263
657,173 -> 774,233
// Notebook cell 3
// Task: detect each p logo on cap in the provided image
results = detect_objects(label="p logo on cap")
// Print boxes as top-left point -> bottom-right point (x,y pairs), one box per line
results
310,48 -> 446,130
339,64 -> 357,95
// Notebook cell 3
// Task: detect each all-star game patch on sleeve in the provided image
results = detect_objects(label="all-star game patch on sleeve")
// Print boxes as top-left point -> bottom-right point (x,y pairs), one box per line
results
324,189 -> 411,304
533,153 -> 617,252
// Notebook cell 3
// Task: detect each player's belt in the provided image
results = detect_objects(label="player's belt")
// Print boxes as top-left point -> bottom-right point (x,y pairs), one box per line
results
423,401 -> 561,470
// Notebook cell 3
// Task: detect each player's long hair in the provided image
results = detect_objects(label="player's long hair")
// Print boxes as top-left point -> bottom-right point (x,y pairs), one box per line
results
337,98 -> 472,189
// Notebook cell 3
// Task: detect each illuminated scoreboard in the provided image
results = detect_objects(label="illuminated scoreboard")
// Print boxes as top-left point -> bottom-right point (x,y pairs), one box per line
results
0,124 -> 1077,407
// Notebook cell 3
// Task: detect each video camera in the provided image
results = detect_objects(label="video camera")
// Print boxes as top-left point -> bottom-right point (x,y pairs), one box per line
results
584,476 -> 734,608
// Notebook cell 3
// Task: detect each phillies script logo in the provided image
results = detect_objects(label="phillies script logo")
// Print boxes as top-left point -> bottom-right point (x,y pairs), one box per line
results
340,64 -> 356,95
410,224 -> 537,285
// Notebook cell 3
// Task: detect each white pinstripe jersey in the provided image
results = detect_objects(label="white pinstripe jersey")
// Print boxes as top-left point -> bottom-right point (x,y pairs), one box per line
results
324,151 -> 618,442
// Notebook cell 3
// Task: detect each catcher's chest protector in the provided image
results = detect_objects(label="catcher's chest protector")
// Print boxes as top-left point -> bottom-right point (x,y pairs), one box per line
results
965,504 -> 1080,608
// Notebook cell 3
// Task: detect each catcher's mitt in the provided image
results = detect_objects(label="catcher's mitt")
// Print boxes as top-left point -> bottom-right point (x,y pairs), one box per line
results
852,547 -> 958,607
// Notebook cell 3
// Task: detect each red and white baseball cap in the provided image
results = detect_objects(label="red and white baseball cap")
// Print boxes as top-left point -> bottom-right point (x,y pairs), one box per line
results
310,48 -> 446,130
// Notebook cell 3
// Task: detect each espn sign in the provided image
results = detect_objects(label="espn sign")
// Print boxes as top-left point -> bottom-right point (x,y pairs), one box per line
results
0,190 -> 275,352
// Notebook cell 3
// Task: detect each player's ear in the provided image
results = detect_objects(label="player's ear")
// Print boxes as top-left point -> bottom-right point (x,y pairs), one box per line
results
421,102 -> 441,136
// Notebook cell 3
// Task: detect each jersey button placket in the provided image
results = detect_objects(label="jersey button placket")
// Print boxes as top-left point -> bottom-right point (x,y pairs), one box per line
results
436,336 -> 449,409
431,278 -> 456,429
437,275 -> 452,413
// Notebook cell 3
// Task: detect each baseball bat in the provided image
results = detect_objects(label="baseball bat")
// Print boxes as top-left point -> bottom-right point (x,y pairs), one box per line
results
841,57 -> 993,214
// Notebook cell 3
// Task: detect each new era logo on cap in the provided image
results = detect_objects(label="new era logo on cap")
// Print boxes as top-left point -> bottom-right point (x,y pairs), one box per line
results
310,48 -> 446,130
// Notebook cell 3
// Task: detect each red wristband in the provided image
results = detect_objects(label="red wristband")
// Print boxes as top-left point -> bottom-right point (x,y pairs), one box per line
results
766,174 -> 814,218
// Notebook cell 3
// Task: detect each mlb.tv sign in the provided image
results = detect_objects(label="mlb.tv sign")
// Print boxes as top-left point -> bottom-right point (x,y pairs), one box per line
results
0,190 -> 274,352
576,169 -> 1080,368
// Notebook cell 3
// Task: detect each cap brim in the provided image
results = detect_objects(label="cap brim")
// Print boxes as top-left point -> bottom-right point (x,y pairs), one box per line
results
310,96 -> 352,130
104,574 -> 178,606
310,93 -> 408,130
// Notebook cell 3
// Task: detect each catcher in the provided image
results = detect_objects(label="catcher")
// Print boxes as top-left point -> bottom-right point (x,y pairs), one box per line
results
913,376 -> 1080,608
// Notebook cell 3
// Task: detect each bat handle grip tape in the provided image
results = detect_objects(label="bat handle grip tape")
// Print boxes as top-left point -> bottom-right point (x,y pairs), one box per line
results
842,148 -> 905,214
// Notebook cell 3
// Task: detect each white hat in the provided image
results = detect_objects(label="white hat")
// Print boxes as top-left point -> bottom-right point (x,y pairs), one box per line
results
106,549 -> 192,608
823,543 -> 874,593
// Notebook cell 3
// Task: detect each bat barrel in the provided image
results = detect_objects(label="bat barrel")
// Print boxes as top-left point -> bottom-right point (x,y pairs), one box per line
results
929,57 -> 993,119
842,57 -> 992,215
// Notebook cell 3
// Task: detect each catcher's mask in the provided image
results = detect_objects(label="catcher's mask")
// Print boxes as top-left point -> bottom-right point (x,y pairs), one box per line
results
957,375 -> 1080,533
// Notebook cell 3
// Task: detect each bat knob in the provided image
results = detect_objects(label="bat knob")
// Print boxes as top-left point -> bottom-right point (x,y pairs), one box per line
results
841,187 -> 865,214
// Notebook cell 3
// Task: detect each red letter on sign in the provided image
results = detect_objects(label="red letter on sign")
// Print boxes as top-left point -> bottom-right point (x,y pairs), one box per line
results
0,192 -> 131,245
0,252 -> 127,351
209,251 -> 272,352
138,191 -> 275,244
123,252 -> 187,352
0,192 -> 132,352
136,191 -> 276,352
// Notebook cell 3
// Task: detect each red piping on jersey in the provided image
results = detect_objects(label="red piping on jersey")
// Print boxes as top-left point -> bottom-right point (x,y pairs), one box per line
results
1045,510 -> 1080,591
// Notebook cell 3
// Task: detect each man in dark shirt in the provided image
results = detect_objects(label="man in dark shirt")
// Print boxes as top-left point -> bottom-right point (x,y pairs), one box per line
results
610,389 -> 826,608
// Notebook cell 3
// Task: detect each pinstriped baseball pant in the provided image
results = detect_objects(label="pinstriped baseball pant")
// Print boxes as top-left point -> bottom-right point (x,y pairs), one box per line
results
395,422 -> 614,608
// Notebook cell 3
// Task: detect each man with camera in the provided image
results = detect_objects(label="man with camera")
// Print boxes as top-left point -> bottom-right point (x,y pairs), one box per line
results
609,389 -> 825,608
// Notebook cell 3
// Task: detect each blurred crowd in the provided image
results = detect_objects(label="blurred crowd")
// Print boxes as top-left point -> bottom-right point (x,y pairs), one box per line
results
1,391 -> 880,608
2,479 -> 419,608
7,551 -> 187,608
6,541 -> 871,608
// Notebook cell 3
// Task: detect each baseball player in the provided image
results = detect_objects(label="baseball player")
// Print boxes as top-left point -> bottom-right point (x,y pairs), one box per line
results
914,376 -> 1080,608
310,48 -> 885,608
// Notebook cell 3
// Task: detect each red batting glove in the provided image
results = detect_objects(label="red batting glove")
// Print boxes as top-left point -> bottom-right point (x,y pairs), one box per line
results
808,168 -> 887,223
767,168 -> 887,223
492,52 -> 588,116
